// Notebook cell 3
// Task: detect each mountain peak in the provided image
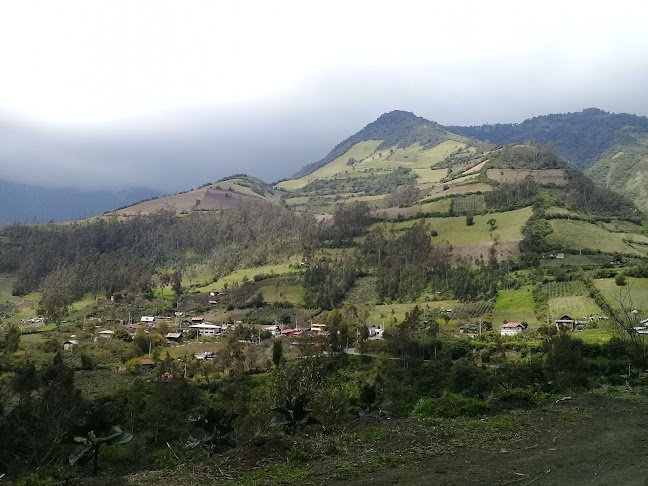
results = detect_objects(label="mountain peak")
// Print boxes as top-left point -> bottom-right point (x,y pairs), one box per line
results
289,110 -> 451,179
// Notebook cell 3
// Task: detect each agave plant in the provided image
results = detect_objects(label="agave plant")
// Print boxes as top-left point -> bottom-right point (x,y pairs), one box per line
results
270,395 -> 320,436
186,407 -> 239,455
65,409 -> 133,476
354,382 -> 392,418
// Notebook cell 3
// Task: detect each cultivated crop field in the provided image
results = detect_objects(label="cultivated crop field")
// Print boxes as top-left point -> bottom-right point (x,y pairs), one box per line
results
452,301 -> 493,320
451,194 -> 485,213
486,168 -> 568,185
541,280 -> 589,298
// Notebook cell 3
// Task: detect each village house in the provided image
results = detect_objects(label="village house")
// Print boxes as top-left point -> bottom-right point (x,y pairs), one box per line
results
310,323 -> 327,335
63,339 -> 78,351
139,358 -> 155,373
97,330 -> 115,339
165,332 -> 183,343
500,322 -> 526,336
263,325 -> 282,336
140,316 -> 155,323
554,315 -> 587,331
189,323 -> 221,337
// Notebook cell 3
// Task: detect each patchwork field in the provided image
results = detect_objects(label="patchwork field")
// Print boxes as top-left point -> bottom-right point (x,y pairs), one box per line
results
491,286 -> 538,326
547,219 -> 648,256
486,168 -> 568,185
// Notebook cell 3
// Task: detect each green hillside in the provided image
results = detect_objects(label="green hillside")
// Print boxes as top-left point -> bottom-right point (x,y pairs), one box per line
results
586,147 -> 648,213
289,110 -> 466,180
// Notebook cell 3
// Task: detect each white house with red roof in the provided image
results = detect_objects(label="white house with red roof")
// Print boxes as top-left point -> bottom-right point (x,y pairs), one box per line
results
500,322 -> 526,336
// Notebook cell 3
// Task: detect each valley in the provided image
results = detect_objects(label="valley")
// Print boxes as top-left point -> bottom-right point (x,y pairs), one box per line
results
1,110 -> 648,485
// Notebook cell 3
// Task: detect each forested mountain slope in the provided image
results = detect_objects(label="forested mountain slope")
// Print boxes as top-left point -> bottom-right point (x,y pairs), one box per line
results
448,108 -> 648,211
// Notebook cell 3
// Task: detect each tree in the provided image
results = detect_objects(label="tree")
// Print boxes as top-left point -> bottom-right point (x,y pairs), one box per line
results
487,218 -> 497,231
272,339 -> 283,367
171,269 -> 183,299
0,323 -> 20,353
615,273 -> 627,286
466,214 -> 474,226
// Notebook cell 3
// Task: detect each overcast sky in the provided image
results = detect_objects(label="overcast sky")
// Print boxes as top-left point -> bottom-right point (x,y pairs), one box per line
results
1,0 -> 648,192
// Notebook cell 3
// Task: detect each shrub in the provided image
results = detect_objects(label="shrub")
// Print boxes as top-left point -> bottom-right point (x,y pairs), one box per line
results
411,393 -> 488,419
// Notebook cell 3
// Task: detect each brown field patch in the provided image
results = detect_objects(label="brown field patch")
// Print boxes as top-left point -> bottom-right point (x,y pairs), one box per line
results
113,187 -> 210,215
196,189 -> 251,210
486,168 -> 568,185
424,182 -> 492,200
451,239 -> 521,261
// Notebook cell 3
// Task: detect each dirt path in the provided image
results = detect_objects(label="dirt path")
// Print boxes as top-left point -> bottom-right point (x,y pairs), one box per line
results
324,394 -> 648,486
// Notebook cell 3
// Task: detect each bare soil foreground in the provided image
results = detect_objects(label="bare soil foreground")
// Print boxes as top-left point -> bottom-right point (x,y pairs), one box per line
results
75,389 -> 648,486
328,392 -> 648,486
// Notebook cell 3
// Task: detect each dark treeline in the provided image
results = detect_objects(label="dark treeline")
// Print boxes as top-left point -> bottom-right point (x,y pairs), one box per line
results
0,201 -> 317,301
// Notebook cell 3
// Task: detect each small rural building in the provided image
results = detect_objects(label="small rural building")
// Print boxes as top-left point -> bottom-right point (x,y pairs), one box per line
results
556,253 -> 565,259
63,340 -> 78,351
97,330 -> 115,339
209,289 -> 223,297
140,316 -> 155,323
191,317 -> 205,324
281,328 -> 301,337
264,325 -> 282,336
189,323 -> 221,337
140,358 -> 155,373
310,323 -> 327,335
554,315 -> 587,331
166,332 -> 183,343
500,322 -> 526,336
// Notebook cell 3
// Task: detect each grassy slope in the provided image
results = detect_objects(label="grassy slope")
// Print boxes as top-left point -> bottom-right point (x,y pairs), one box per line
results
277,141 -> 383,191
594,277 -> 648,313
195,262 -> 301,292
491,285 -> 537,326
548,296 -> 601,320
260,280 -> 305,305
546,220 -> 648,256
370,207 -> 532,246
586,147 -> 648,213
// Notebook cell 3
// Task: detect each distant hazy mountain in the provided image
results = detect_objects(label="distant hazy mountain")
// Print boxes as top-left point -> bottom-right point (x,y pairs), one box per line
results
448,108 -> 648,170
0,180 -> 163,225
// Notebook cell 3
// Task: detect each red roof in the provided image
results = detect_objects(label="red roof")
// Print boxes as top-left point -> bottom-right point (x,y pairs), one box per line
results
140,359 -> 155,365
501,322 -> 524,328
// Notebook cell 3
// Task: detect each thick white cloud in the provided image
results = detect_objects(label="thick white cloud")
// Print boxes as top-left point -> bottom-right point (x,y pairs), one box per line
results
1,0 -> 647,190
